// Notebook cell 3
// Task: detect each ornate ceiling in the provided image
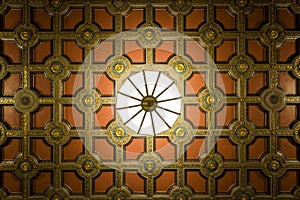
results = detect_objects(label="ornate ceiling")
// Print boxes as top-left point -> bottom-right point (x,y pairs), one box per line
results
0,0 -> 300,199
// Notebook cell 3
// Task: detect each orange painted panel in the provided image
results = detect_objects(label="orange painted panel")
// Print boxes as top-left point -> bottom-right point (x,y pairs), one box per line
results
278,40 -> 296,63
154,8 -> 174,30
155,137 -> 176,160
279,105 -> 296,127
63,138 -> 83,161
216,40 -> 236,63
279,170 -> 298,193
31,171 -> 52,194
185,137 -> 205,160
1,138 -> 22,161
94,105 -> 115,128
184,40 -> 205,63
125,9 -> 144,30
93,8 -> 114,30
247,72 -> 267,95
277,8 -> 296,29
216,105 -> 236,128
217,170 -> 237,193
63,73 -> 84,96
2,73 -> 21,96
248,170 -> 269,193
278,72 -> 296,95
247,137 -> 269,160
2,8 -> 22,30
125,171 -> 145,193
93,170 -> 114,194
31,138 -> 52,161
185,8 -> 205,30
186,170 -> 206,193
216,72 -> 235,95
93,137 -> 115,161
63,8 -> 83,30
215,7 -> 236,30
216,137 -> 237,160
124,40 -> 145,63
3,106 -> 21,128
2,41 -> 22,64
125,138 -> 145,160
63,41 -> 83,63
247,105 -> 267,128
155,40 -> 175,63
185,104 -> 206,128
32,8 -> 52,30
185,72 -> 206,96
2,172 -> 22,194
63,105 -> 84,128
93,41 -> 114,63
155,170 -> 176,193
32,41 -> 52,63
33,73 -> 52,96
247,7 -> 267,30
63,171 -> 83,193
278,137 -> 297,160
33,106 -> 52,128
94,72 -> 115,96
246,40 -> 267,63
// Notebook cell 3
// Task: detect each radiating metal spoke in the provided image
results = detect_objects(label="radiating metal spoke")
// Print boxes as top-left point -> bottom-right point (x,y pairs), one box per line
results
143,70 -> 149,96
155,81 -> 175,99
137,111 -> 147,134
151,71 -> 161,96
150,111 -> 155,134
118,91 -> 142,102
154,110 -> 171,129
157,97 -> 182,103
124,109 -> 143,125
128,78 -> 144,97
157,106 -> 180,115
116,104 -> 141,110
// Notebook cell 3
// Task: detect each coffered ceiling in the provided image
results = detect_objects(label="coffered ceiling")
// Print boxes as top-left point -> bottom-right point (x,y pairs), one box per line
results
0,0 -> 300,199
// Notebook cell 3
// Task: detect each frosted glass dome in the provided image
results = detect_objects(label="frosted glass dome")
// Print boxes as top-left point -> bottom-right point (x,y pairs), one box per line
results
116,71 -> 181,135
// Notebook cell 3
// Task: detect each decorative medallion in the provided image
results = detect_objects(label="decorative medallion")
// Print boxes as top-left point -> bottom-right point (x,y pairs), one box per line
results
76,154 -> 101,178
116,70 -> 181,135
45,56 -> 70,80
168,55 -> 193,79
137,23 -> 161,48
230,120 -> 255,145
230,0 -> 254,13
261,23 -> 285,47
0,122 -> 7,145
14,155 -> 38,179
261,153 -> 286,178
169,0 -> 192,14
169,186 -> 193,200
75,89 -> 101,112
229,55 -> 255,79
106,56 -> 131,80
169,121 -> 194,145
260,88 -> 286,112
107,0 -> 130,14
46,0 -> 69,14
0,188 -> 7,199
292,0 -> 300,13
107,121 -> 132,146
14,89 -> 39,113
45,187 -> 70,200
45,122 -> 69,145
292,56 -> 300,79
0,57 -> 7,80
200,154 -> 224,177
199,88 -> 223,112
138,153 -> 162,178
107,187 -> 131,200
231,186 -> 256,200
199,23 -> 223,46
294,187 -> 300,199
0,0 -> 7,14
76,24 -> 99,47
292,121 -> 300,144
14,23 -> 38,47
